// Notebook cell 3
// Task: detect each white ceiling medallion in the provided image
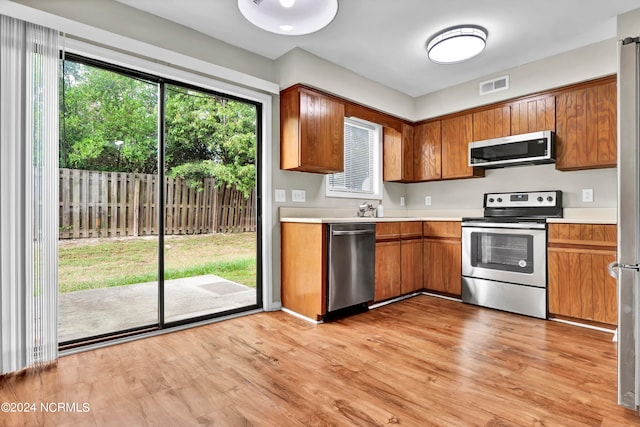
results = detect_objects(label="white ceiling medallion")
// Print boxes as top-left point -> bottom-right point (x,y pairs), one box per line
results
238,0 -> 339,36
426,25 -> 488,64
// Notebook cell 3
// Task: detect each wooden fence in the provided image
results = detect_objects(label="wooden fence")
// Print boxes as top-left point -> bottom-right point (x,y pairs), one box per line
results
59,168 -> 256,239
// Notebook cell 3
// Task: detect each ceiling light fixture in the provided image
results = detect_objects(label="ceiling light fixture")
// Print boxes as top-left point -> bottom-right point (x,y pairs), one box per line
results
426,25 -> 488,64
238,0 -> 338,36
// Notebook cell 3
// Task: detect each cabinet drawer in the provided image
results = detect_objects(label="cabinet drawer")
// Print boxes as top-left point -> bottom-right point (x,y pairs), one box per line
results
400,221 -> 423,239
423,221 -> 461,239
376,222 -> 401,241
548,224 -> 616,248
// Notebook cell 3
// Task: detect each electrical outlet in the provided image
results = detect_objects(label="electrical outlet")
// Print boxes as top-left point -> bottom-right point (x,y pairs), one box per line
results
400,196 -> 405,207
425,196 -> 432,206
274,189 -> 286,202
582,189 -> 593,203
292,189 -> 306,203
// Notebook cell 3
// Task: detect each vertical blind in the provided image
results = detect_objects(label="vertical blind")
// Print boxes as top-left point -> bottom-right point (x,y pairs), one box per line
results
328,118 -> 377,195
0,15 -> 59,374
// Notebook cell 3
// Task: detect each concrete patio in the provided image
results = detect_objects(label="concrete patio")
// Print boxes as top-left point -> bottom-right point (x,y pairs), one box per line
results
58,274 -> 256,342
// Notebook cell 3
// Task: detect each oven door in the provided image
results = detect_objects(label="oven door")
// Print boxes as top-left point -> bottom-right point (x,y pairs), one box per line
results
462,224 -> 547,287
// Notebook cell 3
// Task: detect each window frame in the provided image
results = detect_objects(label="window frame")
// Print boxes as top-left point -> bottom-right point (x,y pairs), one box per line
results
325,117 -> 383,200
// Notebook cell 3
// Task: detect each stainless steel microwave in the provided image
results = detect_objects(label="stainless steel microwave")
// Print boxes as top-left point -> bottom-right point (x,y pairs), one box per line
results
468,130 -> 555,168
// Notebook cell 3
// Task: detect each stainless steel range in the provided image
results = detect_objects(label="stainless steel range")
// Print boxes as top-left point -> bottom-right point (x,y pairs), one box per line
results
461,190 -> 563,319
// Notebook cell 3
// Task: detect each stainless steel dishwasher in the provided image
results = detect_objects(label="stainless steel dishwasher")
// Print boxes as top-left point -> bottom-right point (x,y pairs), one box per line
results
326,223 -> 376,312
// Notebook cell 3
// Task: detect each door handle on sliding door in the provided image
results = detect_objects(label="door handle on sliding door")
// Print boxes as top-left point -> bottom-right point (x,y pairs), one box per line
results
608,262 -> 640,279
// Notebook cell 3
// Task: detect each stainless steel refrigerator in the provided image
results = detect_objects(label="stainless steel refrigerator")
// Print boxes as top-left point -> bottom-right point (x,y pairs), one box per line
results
611,37 -> 640,411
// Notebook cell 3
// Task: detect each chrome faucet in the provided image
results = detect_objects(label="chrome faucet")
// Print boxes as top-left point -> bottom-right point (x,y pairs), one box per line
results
357,202 -> 376,217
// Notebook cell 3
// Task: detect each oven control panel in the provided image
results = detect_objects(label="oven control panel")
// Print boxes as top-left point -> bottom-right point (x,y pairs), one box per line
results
484,191 -> 561,208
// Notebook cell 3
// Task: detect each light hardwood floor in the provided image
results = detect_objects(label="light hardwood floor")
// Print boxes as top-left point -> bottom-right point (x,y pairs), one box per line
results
1,295 -> 638,426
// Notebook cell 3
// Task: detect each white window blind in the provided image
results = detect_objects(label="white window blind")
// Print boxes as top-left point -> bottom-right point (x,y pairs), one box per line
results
326,118 -> 381,199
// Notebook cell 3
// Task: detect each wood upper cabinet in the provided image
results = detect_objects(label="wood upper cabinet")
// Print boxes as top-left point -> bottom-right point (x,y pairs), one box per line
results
414,121 -> 442,181
441,114 -> 484,180
473,106 -> 511,141
423,221 -> 462,296
555,78 -> 616,170
280,85 -> 345,173
510,95 -> 556,134
383,124 -> 414,182
547,223 -> 617,325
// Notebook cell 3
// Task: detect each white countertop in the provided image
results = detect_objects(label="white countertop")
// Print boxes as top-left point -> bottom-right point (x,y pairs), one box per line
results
279,207 -> 482,223
279,207 -> 617,224
546,208 -> 617,224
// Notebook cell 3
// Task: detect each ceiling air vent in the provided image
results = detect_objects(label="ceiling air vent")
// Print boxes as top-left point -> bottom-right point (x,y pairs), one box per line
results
479,75 -> 509,96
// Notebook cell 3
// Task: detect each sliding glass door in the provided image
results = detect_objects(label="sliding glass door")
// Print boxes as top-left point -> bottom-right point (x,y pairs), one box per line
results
58,55 -> 261,347
58,59 -> 159,344
162,85 -> 258,324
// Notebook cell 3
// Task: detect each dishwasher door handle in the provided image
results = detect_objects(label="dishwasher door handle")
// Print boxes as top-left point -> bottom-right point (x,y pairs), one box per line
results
331,229 -> 376,236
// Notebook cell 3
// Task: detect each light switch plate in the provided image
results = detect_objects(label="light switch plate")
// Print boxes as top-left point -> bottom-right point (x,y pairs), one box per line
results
292,189 -> 306,203
274,189 -> 286,202
582,189 -> 593,203
425,196 -> 432,206
400,196 -> 405,207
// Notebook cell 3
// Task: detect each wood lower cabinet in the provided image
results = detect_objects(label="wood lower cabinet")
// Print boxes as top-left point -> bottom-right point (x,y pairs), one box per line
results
400,222 -> 423,294
441,114 -> 484,180
555,77 -> 616,170
375,222 -> 401,302
375,222 -> 423,302
281,222 -> 326,320
423,221 -> 462,296
375,240 -> 402,302
280,85 -> 345,173
547,223 -> 617,325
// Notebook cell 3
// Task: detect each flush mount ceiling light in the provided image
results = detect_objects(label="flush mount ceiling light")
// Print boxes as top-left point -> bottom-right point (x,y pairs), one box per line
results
238,0 -> 338,36
426,25 -> 488,64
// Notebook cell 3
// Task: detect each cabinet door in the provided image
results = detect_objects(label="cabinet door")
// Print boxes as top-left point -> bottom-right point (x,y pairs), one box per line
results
281,86 -> 345,173
548,248 -> 617,325
423,239 -> 461,296
401,238 -> 423,294
281,223 -> 326,320
299,89 -> 345,172
414,121 -> 442,181
383,124 -> 414,182
375,240 -> 401,302
555,79 -> 616,170
510,95 -> 555,134
383,126 -> 402,181
548,223 -> 617,325
473,106 -> 511,141
441,114 -> 484,180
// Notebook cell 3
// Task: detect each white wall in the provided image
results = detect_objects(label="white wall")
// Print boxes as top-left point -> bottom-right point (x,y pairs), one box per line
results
414,39 -> 617,120
619,7 -> 640,38
405,165 -> 617,210
275,48 -> 415,120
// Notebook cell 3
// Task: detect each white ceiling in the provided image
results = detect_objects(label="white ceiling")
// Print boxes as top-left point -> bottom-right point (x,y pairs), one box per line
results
114,0 -> 640,97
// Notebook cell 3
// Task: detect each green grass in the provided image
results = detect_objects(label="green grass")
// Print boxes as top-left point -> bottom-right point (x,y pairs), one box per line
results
58,233 -> 256,293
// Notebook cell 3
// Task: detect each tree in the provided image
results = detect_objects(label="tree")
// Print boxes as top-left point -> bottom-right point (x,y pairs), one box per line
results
165,85 -> 256,197
60,60 -> 257,197
60,60 -> 158,173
